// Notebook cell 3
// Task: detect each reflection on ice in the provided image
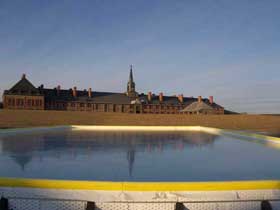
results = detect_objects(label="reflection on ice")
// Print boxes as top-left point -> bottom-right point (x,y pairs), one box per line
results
0,131 -> 217,176
0,130 -> 279,181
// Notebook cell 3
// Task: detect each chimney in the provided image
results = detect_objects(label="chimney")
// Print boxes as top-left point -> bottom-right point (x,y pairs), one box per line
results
178,94 -> 184,103
57,85 -> 61,96
198,96 -> 202,103
38,84 -> 44,90
209,96 -> 214,104
88,88 -> 92,98
147,92 -> 152,102
159,92 -> 163,103
22,74 -> 26,79
73,86 -> 77,97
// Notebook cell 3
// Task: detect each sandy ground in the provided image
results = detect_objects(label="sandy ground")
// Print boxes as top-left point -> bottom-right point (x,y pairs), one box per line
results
0,109 -> 280,137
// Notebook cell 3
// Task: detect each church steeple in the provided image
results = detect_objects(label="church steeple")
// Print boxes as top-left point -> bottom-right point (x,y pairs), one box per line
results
129,65 -> 134,83
127,65 -> 137,97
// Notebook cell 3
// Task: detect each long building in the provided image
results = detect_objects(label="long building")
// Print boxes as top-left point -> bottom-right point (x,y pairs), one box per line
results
2,67 -> 224,114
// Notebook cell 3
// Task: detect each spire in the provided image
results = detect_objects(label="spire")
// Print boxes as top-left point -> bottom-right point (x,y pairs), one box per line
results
129,65 -> 133,83
127,65 -> 137,97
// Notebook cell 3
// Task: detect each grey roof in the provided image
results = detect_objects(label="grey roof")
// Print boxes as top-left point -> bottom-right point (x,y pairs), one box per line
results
140,94 -> 197,105
41,88 -> 136,104
5,76 -> 40,96
41,89 -> 212,106
180,101 -> 214,112
82,92 -> 133,104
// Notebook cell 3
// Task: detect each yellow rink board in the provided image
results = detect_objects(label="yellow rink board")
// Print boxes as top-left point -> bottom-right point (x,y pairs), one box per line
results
0,177 -> 280,191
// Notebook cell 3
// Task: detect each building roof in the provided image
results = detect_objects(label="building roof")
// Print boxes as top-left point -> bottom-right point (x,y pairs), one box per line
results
41,88 -> 136,104
5,74 -> 41,96
141,94 -> 197,105
41,88 -> 193,105
40,89 -> 223,108
180,101 -> 215,112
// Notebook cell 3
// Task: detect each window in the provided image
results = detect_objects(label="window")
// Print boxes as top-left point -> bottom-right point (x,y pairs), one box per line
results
16,99 -> 24,106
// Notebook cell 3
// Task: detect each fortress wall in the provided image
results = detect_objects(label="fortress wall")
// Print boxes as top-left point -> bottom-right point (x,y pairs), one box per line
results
0,109 -> 280,136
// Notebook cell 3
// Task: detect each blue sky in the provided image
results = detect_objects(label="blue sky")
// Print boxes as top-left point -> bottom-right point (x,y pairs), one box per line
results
0,0 -> 280,113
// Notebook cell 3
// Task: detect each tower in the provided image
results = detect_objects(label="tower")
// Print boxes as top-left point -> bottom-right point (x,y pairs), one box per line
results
126,65 -> 137,97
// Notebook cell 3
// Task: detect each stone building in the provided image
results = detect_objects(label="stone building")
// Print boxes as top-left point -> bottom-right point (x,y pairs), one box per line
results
2,67 -> 224,114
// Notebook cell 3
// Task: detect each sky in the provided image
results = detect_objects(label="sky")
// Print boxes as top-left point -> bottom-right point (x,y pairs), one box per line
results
0,0 -> 280,113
